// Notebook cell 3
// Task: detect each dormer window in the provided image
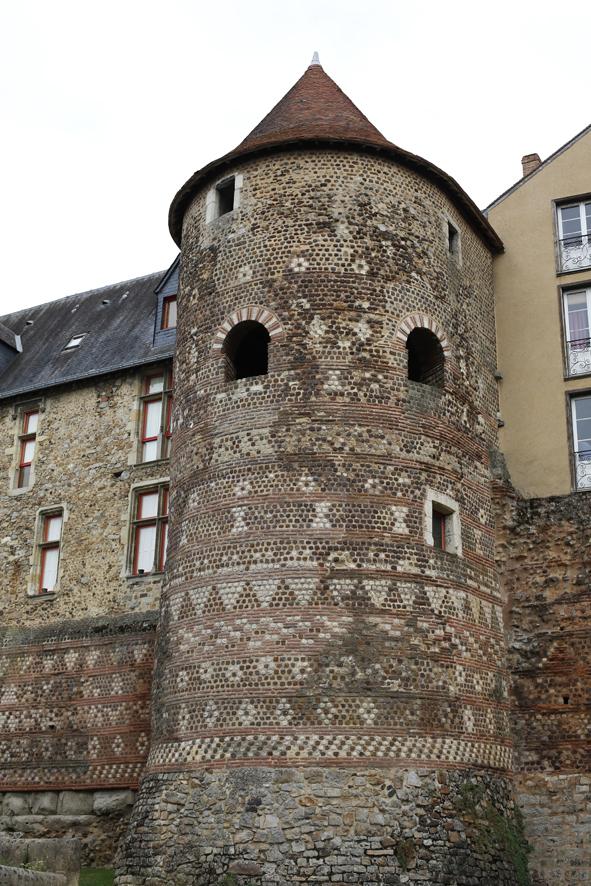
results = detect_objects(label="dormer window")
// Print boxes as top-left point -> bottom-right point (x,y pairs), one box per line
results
161,295 -> 177,330
63,333 -> 87,350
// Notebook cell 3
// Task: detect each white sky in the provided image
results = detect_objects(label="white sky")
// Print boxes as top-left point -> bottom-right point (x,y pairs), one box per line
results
2,0 -> 590,315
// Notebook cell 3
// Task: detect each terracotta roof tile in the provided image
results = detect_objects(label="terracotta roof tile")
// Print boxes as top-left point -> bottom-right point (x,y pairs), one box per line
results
237,62 -> 390,151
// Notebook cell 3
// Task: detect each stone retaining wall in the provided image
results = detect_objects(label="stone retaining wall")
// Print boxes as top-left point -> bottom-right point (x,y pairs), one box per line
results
0,867 -> 66,885
1,790 -> 134,867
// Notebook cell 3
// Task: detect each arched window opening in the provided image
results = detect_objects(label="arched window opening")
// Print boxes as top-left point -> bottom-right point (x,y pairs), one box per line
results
406,328 -> 445,388
223,320 -> 270,381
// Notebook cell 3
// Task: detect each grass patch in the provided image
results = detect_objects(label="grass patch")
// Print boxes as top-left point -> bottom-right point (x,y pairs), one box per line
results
80,871 -> 115,886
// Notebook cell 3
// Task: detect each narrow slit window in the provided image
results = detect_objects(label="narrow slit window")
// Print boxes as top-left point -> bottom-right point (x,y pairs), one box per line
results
37,510 -> 63,594
216,178 -> 236,217
17,408 -> 39,489
223,320 -> 270,381
406,328 -> 445,387
432,507 -> 447,550
161,295 -> 177,330
131,484 -> 169,575
139,368 -> 173,462
448,222 -> 459,256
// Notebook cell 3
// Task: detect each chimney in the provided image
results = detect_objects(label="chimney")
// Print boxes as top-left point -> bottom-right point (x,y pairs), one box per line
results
521,153 -> 541,177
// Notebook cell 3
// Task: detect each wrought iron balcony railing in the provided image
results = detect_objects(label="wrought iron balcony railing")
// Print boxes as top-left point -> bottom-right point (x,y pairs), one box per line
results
566,336 -> 591,375
559,234 -> 591,272
574,449 -> 591,489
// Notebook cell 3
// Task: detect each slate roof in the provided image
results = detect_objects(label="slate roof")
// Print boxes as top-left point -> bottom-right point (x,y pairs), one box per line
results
169,60 -> 503,254
0,271 -> 174,402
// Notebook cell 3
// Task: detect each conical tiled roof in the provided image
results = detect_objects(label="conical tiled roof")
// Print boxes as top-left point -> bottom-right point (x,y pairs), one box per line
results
236,59 -> 390,152
169,60 -> 502,253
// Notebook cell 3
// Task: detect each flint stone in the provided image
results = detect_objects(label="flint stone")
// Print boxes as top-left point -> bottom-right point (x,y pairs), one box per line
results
228,860 -> 263,877
3,794 -> 31,815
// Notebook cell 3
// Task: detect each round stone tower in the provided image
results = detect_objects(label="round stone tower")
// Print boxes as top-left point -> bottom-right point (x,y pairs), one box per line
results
118,60 -> 525,885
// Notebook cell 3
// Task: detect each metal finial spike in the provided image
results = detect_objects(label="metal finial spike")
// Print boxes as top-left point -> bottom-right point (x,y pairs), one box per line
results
310,51 -> 320,66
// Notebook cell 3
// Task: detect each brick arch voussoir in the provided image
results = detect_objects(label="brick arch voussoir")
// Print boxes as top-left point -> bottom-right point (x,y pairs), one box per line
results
395,313 -> 452,356
212,306 -> 285,352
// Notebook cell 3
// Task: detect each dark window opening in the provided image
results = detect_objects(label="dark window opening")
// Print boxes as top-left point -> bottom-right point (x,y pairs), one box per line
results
563,695 -> 570,705
223,321 -> 270,381
406,328 -> 445,387
217,178 -> 236,217
448,222 -> 459,256
432,507 -> 447,551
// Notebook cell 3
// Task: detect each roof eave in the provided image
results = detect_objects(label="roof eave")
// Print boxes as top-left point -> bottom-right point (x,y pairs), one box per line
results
169,136 -> 503,255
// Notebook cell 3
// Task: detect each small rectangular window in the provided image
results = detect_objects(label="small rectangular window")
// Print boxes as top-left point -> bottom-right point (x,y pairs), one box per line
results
432,507 -> 447,550
17,408 -> 39,488
571,395 -> 591,490
139,368 -> 173,462
36,510 -> 63,594
447,222 -> 460,256
131,484 -> 169,575
63,333 -> 87,350
161,295 -> 177,330
563,287 -> 591,376
216,178 -> 236,217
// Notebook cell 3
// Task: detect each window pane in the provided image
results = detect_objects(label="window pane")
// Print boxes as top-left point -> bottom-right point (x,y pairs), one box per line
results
21,439 -> 36,464
586,203 -> 591,231
41,547 -> 59,591
18,464 -> 31,488
574,397 -> 591,421
45,514 -> 63,542
24,411 -> 39,434
147,375 -> 164,394
143,399 -> 162,439
138,491 -> 159,519
561,205 -> 583,241
566,292 -> 590,342
161,521 -> 169,569
164,298 -> 177,329
135,524 -> 156,573
162,488 -> 169,516
142,439 -> 158,462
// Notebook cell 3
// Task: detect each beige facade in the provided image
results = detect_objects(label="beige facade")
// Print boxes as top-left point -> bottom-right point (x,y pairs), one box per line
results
488,126 -> 591,497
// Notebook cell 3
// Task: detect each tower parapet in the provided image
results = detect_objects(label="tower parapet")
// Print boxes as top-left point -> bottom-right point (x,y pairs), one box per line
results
118,62 -> 527,885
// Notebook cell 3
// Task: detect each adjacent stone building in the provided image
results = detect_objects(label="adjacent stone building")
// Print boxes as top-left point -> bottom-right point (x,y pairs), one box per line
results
0,57 -> 589,885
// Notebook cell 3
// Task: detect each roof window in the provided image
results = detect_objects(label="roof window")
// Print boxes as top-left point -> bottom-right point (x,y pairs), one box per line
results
63,333 -> 87,351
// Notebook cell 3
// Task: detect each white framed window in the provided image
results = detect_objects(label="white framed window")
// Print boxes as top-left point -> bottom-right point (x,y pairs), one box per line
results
33,509 -> 64,595
139,368 -> 173,462
557,200 -> 591,272
563,287 -> 591,376
129,483 -> 169,576
424,489 -> 462,556
571,395 -> 591,490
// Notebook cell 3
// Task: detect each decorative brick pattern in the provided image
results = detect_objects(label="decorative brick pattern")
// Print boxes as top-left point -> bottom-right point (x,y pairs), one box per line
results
0,614 -> 156,791
212,306 -> 284,351
118,145 -> 516,883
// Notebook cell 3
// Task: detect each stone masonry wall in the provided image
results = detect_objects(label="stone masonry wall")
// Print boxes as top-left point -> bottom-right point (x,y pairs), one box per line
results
496,488 -> 591,884
118,147 -> 522,883
0,365 -> 172,627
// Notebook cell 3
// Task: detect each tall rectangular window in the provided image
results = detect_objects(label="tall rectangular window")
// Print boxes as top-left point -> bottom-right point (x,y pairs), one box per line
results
139,368 -> 173,462
564,288 -> 591,376
37,510 -> 63,594
161,295 -> 177,330
432,506 -> 447,550
17,408 -> 39,488
571,396 -> 591,490
131,484 -> 169,575
558,200 -> 591,272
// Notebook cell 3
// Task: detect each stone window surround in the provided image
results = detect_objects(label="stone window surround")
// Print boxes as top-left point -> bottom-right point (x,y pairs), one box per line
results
205,173 -> 244,224
424,488 -> 462,556
28,503 -> 68,598
126,364 -> 173,468
124,477 -> 170,579
7,397 -> 44,497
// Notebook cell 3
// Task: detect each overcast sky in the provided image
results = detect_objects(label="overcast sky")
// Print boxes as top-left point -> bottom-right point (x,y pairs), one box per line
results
2,0 -> 590,315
